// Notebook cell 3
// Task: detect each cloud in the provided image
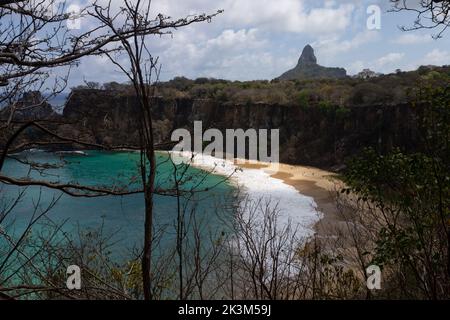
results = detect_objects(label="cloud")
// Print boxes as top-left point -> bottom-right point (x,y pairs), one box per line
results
376,52 -> 405,67
147,0 -> 361,79
292,3 -> 355,34
67,0 -> 361,83
311,30 -> 380,62
142,26 -> 286,81
150,0 -> 356,35
347,60 -> 365,74
358,49 -> 449,75
422,49 -> 450,66
206,28 -> 266,50
57,0 -> 449,85
393,33 -> 433,45
351,52 -> 406,74
390,49 -> 450,72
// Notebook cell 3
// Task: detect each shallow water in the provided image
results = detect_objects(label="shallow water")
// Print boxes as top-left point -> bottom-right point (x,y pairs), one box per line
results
1,150 -> 236,259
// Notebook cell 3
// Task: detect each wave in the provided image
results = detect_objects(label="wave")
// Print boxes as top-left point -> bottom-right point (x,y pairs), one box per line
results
55,150 -> 88,156
169,151 -> 323,241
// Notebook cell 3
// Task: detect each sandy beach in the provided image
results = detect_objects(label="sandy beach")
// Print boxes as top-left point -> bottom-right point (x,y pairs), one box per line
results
237,161 -> 345,240
170,151 -> 348,242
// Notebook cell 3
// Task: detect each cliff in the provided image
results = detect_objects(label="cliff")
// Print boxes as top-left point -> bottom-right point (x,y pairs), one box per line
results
62,90 -> 419,170
0,91 -> 57,121
8,66 -> 445,170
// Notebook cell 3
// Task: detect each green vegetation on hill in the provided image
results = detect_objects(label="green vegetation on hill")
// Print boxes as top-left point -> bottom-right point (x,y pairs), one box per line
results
157,66 -> 449,106
74,65 -> 450,109
342,81 -> 450,299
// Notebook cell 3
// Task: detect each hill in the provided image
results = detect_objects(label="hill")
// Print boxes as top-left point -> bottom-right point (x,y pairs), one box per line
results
276,45 -> 347,81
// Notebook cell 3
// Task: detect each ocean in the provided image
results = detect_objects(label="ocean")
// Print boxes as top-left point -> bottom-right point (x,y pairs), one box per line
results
1,150 -> 322,262
1,150 -> 236,260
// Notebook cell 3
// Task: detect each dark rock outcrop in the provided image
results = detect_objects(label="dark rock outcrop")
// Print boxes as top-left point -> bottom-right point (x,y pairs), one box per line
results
277,45 -> 347,81
0,91 -> 57,121
298,44 -> 317,65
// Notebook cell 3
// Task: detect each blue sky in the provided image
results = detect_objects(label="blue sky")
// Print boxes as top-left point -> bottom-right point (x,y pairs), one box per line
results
66,0 -> 450,85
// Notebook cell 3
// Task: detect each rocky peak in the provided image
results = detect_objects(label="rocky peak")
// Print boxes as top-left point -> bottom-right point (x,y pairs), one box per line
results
276,44 -> 347,81
0,91 -> 56,121
298,44 -> 317,66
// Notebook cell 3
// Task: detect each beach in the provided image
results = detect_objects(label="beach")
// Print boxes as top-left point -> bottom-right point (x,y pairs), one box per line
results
171,151 -> 343,242
237,161 -> 344,240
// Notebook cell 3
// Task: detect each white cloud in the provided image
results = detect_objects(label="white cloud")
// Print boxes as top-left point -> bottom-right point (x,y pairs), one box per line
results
357,49 -> 449,75
312,30 -> 380,62
141,26 -> 286,80
393,33 -> 433,45
347,60 -> 365,74
69,0 -> 360,82
349,52 -> 406,75
423,49 -> 450,66
136,0 -> 356,35
225,0 -> 355,35
206,28 -> 266,49
376,52 -> 405,67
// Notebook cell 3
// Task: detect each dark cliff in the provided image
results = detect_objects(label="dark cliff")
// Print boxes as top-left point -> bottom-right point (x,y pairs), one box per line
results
0,91 -> 57,121
50,66 -> 449,170
63,89 -> 420,170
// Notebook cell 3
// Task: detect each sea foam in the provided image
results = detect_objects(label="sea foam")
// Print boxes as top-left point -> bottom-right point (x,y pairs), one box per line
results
171,151 -> 323,241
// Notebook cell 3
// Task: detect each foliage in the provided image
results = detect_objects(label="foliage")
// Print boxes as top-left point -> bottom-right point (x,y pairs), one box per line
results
342,82 -> 450,299
78,66 -> 450,109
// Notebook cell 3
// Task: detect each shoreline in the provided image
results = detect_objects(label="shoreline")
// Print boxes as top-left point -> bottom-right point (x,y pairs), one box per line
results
170,152 -> 323,240
169,151 -> 342,241
237,161 -> 343,240
15,148 -> 341,241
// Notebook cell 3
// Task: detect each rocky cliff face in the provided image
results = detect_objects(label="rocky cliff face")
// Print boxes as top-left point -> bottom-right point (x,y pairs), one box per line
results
62,89 -> 420,170
297,44 -> 317,65
0,91 -> 57,121
277,45 -> 347,81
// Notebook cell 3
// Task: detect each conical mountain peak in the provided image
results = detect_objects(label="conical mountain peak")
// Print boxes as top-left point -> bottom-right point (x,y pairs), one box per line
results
276,44 -> 347,80
298,44 -> 317,65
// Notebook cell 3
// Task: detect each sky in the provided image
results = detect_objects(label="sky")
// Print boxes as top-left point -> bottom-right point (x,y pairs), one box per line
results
61,0 -> 450,85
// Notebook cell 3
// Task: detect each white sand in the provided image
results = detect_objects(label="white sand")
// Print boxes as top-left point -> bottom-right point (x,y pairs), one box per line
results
170,151 -> 324,240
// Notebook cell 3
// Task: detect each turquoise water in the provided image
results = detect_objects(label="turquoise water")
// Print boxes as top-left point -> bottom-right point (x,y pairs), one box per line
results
1,150 -> 236,259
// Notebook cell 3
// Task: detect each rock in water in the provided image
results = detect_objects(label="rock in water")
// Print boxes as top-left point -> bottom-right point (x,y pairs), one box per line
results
276,45 -> 347,81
